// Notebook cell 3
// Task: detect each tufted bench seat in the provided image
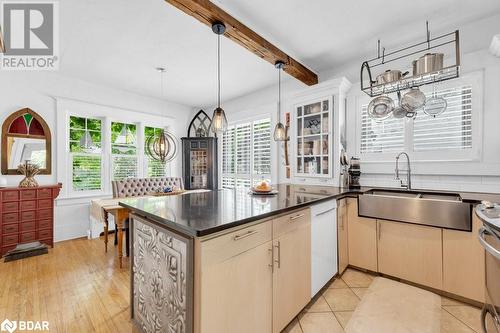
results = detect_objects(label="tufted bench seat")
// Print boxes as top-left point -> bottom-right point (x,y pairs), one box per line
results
112,177 -> 184,198
110,177 -> 184,256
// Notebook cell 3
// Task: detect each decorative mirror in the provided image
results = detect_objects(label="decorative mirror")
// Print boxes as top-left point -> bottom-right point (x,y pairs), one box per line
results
187,110 -> 212,137
1,108 -> 51,175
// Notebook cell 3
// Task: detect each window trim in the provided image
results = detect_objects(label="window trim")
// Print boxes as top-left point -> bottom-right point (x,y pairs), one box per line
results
355,70 -> 483,163
221,113 -> 275,188
56,98 -> 175,199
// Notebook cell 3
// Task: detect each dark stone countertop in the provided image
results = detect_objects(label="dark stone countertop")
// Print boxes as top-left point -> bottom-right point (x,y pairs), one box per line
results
119,184 -> 500,237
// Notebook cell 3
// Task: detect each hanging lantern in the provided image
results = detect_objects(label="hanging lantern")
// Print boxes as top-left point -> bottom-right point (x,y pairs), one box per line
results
274,61 -> 287,141
145,68 -> 179,163
209,22 -> 228,134
145,128 -> 178,164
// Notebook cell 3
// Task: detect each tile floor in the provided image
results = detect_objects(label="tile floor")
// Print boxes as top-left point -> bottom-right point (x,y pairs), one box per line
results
283,268 -> 484,333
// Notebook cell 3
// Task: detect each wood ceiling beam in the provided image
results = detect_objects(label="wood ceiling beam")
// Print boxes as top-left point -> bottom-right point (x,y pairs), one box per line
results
165,0 -> 318,86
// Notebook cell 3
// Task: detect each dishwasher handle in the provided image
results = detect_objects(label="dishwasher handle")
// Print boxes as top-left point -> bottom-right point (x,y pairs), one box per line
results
478,226 -> 500,260
315,208 -> 336,217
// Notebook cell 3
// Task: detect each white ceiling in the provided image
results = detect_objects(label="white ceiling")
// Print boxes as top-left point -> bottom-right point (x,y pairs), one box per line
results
59,0 -> 500,108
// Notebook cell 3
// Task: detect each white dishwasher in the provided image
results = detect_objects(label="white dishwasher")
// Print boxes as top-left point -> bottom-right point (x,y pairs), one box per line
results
310,199 -> 338,297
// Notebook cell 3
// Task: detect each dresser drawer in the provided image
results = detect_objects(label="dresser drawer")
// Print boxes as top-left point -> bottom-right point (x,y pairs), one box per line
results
3,233 -> 18,246
21,210 -> 36,221
273,208 -> 311,238
38,209 -> 52,219
20,190 -> 37,200
20,200 -> 36,211
38,199 -> 52,209
2,223 -> 19,234
2,244 -> 17,256
20,231 -> 36,243
37,188 -> 52,199
2,201 -> 18,212
38,219 -> 52,230
20,221 -> 36,232
2,190 -> 19,202
201,220 -> 272,266
38,229 -> 52,240
2,212 -> 18,224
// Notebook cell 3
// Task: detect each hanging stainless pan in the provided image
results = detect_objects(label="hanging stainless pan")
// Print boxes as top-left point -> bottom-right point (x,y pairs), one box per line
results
413,53 -> 444,75
376,70 -> 409,85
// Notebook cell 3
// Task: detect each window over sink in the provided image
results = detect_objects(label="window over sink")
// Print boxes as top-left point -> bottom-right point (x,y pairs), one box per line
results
357,71 -> 482,162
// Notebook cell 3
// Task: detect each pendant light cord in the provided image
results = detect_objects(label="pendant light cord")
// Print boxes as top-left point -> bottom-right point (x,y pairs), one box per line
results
217,33 -> 221,108
278,66 -> 282,123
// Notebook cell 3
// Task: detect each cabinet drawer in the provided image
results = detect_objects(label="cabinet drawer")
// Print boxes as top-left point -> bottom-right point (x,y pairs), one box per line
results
2,190 -> 19,202
37,188 -> 52,198
38,199 -> 52,208
20,200 -> 36,211
20,231 -> 36,243
273,209 -> 310,238
38,209 -> 52,219
2,201 -> 18,212
2,223 -> 19,234
3,233 -> 18,245
2,244 -> 17,256
2,212 -> 18,224
20,190 -> 36,200
202,221 -> 272,266
38,229 -> 52,239
38,219 -> 52,230
20,221 -> 36,232
21,210 -> 36,221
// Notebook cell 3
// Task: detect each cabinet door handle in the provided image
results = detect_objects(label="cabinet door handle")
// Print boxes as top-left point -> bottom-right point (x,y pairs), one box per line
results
378,223 -> 381,240
290,213 -> 305,221
274,241 -> 281,268
268,247 -> 274,272
315,208 -> 335,217
233,230 -> 258,241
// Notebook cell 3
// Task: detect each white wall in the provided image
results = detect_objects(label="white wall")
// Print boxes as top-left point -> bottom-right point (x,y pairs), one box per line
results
219,13 -> 500,194
0,71 -> 193,241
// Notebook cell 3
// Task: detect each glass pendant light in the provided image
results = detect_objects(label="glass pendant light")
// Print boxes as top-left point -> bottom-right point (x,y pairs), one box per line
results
145,67 -> 178,163
210,22 -> 228,134
274,61 -> 287,141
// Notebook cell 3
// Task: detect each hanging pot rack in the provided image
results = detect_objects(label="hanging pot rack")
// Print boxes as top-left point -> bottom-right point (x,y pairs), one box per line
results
361,22 -> 460,97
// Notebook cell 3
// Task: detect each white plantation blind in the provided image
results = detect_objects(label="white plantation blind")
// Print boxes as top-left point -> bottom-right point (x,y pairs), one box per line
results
253,118 -> 272,175
360,106 -> 405,153
222,117 -> 272,188
112,156 -> 138,181
236,123 -> 251,174
72,155 -> 102,191
413,85 -> 472,151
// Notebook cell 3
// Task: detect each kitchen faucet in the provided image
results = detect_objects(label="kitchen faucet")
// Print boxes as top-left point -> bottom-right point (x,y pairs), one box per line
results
395,152 -> 411,190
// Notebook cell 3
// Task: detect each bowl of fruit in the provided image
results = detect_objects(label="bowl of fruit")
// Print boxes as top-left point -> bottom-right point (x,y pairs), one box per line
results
251,181 -> 276,195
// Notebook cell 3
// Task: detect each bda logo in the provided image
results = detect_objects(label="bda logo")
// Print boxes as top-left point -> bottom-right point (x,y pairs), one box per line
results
0,319 -> 17,333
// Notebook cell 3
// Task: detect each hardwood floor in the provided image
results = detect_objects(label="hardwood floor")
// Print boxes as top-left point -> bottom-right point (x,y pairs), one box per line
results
0,237 -> 133,333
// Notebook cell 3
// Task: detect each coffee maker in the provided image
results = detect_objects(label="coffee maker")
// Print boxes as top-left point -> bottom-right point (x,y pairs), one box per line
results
348,157 -> 361,189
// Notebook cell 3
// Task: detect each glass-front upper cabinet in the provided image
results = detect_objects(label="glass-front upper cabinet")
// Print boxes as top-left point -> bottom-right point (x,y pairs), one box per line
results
295,96 -> 333,178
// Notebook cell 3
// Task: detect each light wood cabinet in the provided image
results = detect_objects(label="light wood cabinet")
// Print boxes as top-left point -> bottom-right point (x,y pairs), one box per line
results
272,210 -> 311,333
377,220 -> 443,290
337,199 -> 349,274
347,198 -> 378,271
443,211 -> 485,302
198,209 -> 311,333
199,223 -> 273,333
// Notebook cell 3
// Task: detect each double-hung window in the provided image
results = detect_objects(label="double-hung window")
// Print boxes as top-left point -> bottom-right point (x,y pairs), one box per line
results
222,117 -> 272,188
358,71 -> 481,162
144,126 -> 167,177
111,122 -> 138,181
69,116 -> 103,191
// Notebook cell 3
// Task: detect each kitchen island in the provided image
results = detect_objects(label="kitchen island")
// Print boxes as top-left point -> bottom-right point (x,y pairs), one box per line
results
119,184 -> 499,333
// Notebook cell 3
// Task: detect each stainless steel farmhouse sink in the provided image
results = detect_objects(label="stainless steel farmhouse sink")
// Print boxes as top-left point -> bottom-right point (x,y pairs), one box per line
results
359,189 -> 471,231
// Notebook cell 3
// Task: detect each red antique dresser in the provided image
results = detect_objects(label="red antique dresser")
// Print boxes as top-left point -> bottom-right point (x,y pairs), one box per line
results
0,184 -> 61,256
